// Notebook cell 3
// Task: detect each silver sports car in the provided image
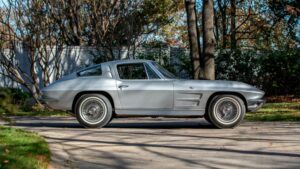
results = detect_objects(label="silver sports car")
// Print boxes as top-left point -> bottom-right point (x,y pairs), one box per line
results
41,59 -> 265,128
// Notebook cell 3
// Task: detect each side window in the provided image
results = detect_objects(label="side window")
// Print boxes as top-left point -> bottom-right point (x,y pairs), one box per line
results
145,64 -> 160,79
77,65 -> 102,76
117,63 -> 147,79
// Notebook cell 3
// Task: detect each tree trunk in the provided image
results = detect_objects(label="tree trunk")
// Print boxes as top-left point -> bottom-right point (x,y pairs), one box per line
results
216,0 -> 228,49
185,0 -> 201,79
29,49 -> 43,106
216,0 -> 227,49
221,13 -> 227,48
230,0 -> 237,50
203,0 -> 216,80
214,7 -> 220,47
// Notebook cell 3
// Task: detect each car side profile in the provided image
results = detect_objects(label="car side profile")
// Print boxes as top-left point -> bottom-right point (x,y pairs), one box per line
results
41,59 -> 265,129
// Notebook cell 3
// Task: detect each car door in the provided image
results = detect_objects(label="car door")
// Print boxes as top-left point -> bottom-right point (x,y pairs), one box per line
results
116,62 -> 173,111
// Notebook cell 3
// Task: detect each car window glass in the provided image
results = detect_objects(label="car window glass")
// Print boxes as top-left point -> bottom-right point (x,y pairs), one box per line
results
77,65 -> 102,76
145,64 -> 160,79
152,62 -> 177,79
117,63 -> 147,79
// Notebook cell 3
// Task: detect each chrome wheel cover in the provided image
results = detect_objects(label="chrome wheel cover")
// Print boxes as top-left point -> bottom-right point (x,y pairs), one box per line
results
79,97 -> 107,124
213,97 -> 241,125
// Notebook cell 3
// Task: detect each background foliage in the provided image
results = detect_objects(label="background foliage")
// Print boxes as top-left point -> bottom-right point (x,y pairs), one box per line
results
216,48 -> 300,95
0,88 -> 30,115
0,0 -> 299,106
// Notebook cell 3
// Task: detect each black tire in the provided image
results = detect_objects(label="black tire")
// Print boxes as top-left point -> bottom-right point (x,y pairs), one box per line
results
208,95 -> 245,129
108,115 -> 114,123
204,112 -> 212,123
75,94 -> 112,128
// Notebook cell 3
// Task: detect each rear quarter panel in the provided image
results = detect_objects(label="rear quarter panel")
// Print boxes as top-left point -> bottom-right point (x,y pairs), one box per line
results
43,77 -> 119,111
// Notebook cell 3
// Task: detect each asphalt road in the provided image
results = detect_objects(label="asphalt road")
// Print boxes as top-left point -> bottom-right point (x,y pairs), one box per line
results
6,117 -> 300,169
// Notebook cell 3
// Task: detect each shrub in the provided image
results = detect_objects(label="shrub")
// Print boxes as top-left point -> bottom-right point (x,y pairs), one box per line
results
0,88 -> 18,117
0,88 -> 30,116
216,49 -> 300,95
9,88 -> 29,105
258,49 -> 300,95
216,49 -> 260,85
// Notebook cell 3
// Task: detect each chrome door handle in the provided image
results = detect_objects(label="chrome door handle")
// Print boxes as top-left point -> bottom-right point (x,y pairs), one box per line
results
118,85 -> 129,88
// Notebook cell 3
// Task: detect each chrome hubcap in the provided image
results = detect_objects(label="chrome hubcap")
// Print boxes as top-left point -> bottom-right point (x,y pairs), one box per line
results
214,98 -> 241,124
79,97 -> 107,124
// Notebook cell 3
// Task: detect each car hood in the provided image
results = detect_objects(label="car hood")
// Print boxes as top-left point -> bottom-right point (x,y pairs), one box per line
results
174,79 -> 264,93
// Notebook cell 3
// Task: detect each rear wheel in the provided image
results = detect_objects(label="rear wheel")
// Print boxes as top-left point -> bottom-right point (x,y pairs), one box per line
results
204,113 -> 211,123
207,95 -> 245,128
75,94 -> 112,128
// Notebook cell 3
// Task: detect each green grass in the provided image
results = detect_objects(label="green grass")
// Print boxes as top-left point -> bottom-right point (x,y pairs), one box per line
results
0,126 -> 50,169
13,110 -> 71,117
1,102 -> 71,118
246,102 -> 300,121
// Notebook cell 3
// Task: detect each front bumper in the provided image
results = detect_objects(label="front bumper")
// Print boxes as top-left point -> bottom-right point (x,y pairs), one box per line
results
247,99 -> 266,112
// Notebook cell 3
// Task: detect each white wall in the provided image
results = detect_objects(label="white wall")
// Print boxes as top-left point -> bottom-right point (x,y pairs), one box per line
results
0,46 -> 189,90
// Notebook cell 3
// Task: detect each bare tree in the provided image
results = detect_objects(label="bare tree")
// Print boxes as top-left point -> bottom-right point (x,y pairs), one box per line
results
230,0 -> 237,50
215,0 -> 230,48
0,1 -> 40,104
0,0 -> 65,105
185,0 -> 202,79
0,0 -> 182,105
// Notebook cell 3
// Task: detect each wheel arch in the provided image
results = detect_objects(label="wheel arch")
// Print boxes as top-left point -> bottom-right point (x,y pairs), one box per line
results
72,91 -> 115,114
205,92 -> 247,115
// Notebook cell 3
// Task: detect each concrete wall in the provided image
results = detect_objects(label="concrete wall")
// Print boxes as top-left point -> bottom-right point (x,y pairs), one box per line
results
0,46 -> 95,89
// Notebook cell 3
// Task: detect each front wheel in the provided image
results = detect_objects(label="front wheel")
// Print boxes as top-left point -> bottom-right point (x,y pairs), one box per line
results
207,95 -> 245,128
75,94 -> 112,128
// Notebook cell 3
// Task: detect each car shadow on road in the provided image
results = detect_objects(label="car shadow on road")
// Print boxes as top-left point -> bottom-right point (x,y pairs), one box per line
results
11,118 -> 216,129
107,121 -> 215,129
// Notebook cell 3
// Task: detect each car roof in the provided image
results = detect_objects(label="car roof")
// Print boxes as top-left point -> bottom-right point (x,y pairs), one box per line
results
76,59 -> 153,73
102,59 -> 153,66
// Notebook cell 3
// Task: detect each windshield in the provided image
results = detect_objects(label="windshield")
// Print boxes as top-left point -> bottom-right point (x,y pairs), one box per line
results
151,62 -> 177,79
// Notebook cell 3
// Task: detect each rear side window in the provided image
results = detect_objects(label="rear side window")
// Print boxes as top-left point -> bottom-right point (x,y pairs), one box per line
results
77,65 -> 102,76
117,63 -> 147,79
145,64 -> 160,79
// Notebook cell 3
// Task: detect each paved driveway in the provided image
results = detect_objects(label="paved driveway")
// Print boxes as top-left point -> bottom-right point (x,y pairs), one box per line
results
7,117 -> 300,169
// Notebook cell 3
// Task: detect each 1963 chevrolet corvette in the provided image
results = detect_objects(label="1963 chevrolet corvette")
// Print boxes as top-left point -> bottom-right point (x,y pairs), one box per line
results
41,59 -> 265,128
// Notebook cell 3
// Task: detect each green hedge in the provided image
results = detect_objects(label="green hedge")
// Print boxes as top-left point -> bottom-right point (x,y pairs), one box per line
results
0,88 -> 29,116
136,48 -> 299,96
216,49 -> 300,95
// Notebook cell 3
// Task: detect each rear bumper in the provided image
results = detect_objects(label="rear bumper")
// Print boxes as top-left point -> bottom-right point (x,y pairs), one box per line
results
247,99 -> 265,112
39,95 -> 70,111
39,96 -> 58,109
